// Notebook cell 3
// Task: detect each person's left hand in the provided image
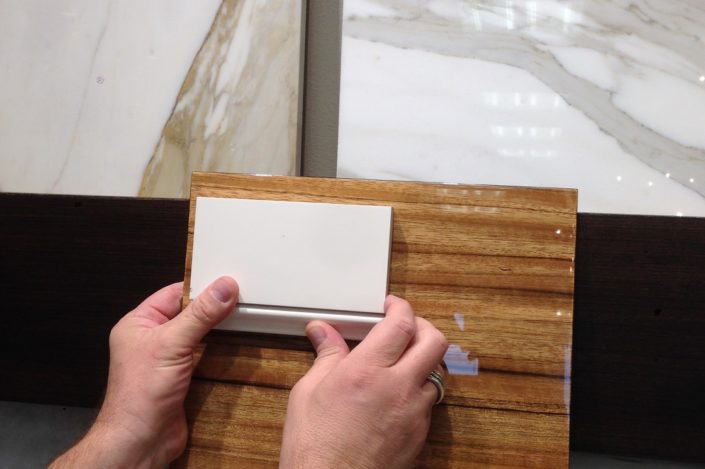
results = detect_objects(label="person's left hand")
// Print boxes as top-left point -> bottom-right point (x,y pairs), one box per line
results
51,276 -> 238,468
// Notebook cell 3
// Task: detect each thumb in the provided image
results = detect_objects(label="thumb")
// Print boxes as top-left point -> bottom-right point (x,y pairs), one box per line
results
163,276 -> 238,350
304,320 -> 349,380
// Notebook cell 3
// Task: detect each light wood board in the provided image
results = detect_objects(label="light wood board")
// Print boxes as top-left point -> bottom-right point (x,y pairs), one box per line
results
178,172 -> 577,468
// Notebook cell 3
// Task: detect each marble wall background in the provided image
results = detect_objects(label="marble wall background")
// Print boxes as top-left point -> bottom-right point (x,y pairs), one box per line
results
337,0 -> 705,216
0,0 -> 303,198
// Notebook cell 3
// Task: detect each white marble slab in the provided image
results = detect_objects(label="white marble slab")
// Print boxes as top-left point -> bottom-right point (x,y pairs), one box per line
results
0,0 -> 302,198
337,0 -> 705,216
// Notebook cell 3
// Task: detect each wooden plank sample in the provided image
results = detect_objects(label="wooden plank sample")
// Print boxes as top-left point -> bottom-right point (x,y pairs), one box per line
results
178,172 -> 577,468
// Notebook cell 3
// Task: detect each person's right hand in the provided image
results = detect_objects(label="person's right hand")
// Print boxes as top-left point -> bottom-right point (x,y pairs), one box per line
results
279,295 -> 448,469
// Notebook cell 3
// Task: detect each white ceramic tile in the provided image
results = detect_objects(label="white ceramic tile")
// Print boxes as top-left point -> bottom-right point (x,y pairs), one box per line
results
190,197 -> 392,314
337,0 -> 705,216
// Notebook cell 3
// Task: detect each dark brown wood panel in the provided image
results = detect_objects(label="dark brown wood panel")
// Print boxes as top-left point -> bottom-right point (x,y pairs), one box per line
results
0,193 -> 189,406
571,213 -> 705,461
1,193 -> 703,462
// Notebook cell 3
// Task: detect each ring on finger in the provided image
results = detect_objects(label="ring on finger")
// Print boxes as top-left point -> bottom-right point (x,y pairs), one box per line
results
426,370 -> 445,405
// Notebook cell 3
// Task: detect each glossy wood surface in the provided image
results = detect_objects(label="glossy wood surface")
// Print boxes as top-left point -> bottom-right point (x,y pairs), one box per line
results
178,172 -> 577,468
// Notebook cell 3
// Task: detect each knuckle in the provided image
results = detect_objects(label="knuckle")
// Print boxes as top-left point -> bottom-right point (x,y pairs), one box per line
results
315,344 -> 344,361
108,324 -> 119,342
395,298 -> 412,312
291,376 -> 320,404
289,380 -> 306,399
108,321 -> 124,347
189,297 -> 215,325
432,329 -> 449,353
394,316 -> 416,339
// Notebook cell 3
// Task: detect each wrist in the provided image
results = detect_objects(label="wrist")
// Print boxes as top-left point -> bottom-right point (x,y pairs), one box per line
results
281,439 -> 376,469
51,414 -> 160,469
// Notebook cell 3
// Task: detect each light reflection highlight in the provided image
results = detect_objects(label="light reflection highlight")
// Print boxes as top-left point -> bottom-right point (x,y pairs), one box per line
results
453,312 -> 465,331
444,1 -> 585,34
473,9 -> 482,31
527,1 -> 538,29
506,0 -> 515,30
483,92 -> 563,109
444,344 -> 479,376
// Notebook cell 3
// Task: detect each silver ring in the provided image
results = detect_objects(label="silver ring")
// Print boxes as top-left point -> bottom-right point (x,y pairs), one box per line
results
426,370 -> 445,405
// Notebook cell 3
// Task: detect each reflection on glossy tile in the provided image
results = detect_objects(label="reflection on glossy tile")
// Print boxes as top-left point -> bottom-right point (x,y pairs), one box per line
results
444,344 -> 479,376
338,0 -> 705,216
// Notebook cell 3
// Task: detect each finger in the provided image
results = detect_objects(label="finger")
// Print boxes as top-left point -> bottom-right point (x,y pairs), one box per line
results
303,320 -> 350,382
162,276 -> 238,349
131,282 -> 184,325
421,379 -> 442,407
352,295 -> 416,367
395,317 -> 448,383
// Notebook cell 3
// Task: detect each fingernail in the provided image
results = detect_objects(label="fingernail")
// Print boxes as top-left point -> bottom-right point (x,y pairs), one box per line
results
307,325 -> 327,346
210,278 -> 233,303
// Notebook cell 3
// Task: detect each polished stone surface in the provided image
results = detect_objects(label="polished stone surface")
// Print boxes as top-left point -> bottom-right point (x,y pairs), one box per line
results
337,0 -> 705,216
0,0 -> 302,198
141,0 -> 303,197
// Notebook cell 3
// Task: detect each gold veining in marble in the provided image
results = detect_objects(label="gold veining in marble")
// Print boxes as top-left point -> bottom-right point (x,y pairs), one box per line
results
140,0 -> 303,197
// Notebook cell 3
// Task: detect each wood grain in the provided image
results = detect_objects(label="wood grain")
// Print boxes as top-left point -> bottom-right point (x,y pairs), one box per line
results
179,172 -> 577,467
